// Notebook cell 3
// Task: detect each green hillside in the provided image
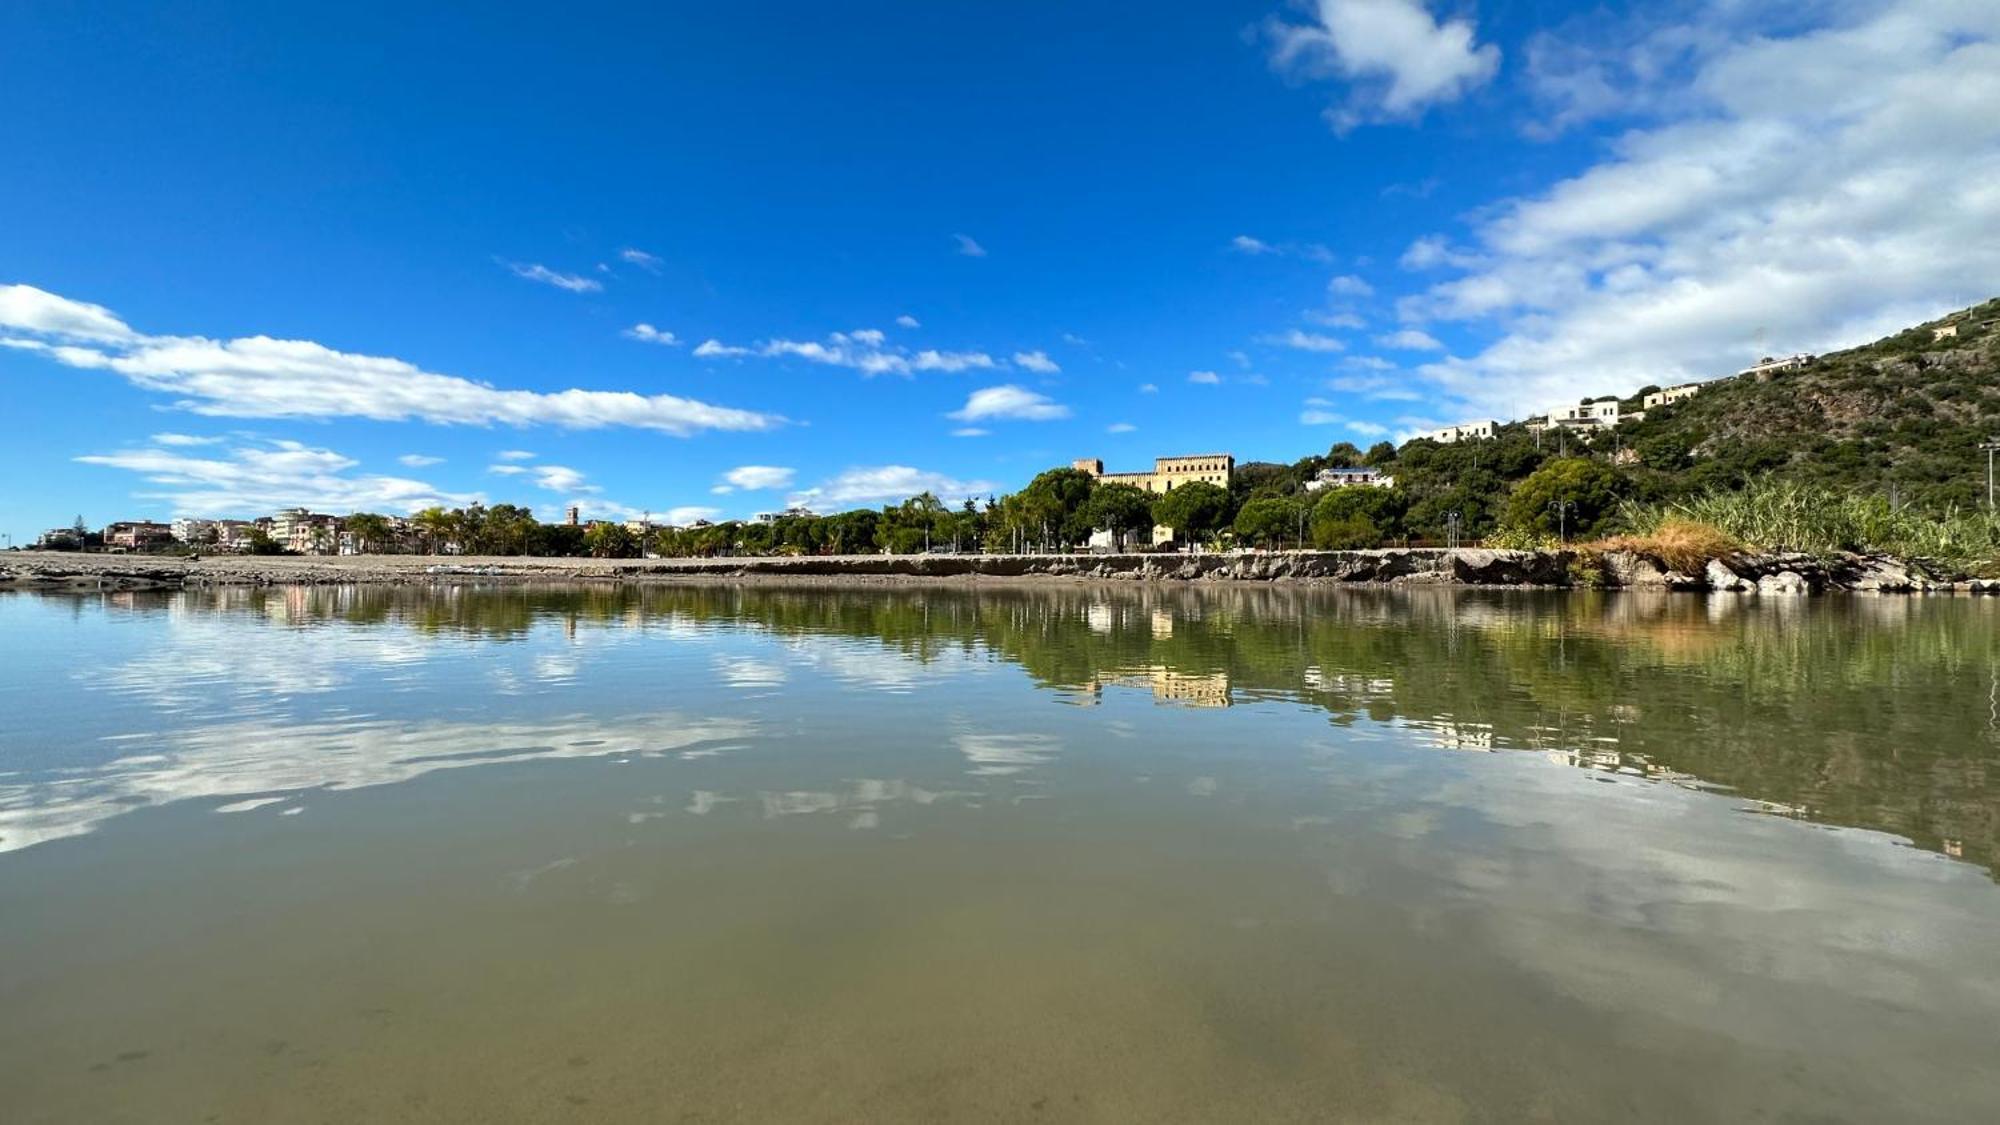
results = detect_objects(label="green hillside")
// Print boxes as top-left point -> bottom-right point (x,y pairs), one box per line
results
1611,297 -> 2000,509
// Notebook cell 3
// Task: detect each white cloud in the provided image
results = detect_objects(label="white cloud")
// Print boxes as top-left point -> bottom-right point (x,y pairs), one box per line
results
948,384 -> 1072,422
619,247 -> 664,273
152,432 -> 223,447
1306,309 -> 1367,329
664,505 -> 722,526
397,453 -> 444,467
1138,382 -> 1159,394
1265,0 -> 1502,131
0,285 -> 786,437
718,465 -> 795,492
954,233 -> 987,258
76,437 -> 478,517
0,285 -> 133,342
496,450 -> 537,461
896,314 -> 921,328
624,323 -> 681,346
503,261 -> 603,293
789,465 -> 999,510
693,328 -> 997,377
1267,329 -> 1348,352
1012,349 -> 1061,374
1327,274 -> 1375,297
1187,370 -> 1222,385
1347,420 -> 1391,436
1231,234 -> 1336,262
1402,0 -> 2000,417
1106,422 -> 1137,433
1299,400 -> 1345,425
1378,328 -> 1444,350
1400,234 -> 1480,270
950,427 -> 989,438
530,465 -> 593,494
488,464 -> 527,476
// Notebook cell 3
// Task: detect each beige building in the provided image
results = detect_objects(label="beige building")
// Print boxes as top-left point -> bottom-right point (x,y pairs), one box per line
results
1642,382 -> 1704,409
1072,453 -> 1233,494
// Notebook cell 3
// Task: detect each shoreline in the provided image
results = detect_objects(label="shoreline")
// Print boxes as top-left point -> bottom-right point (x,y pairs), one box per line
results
1,547 -> 1987,594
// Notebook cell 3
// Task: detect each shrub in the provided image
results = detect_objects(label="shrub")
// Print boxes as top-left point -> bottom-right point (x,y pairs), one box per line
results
1589,518 -> 1744,573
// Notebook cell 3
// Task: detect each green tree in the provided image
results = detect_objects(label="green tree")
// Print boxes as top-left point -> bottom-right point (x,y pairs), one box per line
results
1152,482 -> 1232,546
1503,458 -> 1628,538
1083,484 -> 1156,549
1310,487 -> 1405,549
344,512 -> 392,554
1233,496 -> 1303,549
582,521 -> 639,558
1017,468 -> 1098,547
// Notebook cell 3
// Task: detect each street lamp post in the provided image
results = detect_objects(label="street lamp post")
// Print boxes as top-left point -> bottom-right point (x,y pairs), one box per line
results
1548,499 -> 1578,544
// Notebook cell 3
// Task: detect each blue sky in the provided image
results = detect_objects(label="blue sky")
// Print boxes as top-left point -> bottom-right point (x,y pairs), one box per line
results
3,0 -> 1996,537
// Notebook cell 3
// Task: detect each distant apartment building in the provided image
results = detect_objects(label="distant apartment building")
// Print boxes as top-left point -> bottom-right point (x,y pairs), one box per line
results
214,520 -> 257,551
35,526 -> 82,549
1642,382 -> 1704,410
170,517 -> 217,543
1304,466 -> 1394,491
103,521 -> 173,550
1738,353 -> 1814,378
269,508 -> 340,554
1072,453 -> 1234,494
1424,420 -> 1496,444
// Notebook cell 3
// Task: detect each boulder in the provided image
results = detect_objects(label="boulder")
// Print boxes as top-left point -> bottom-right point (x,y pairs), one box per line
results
1706,558 -> 1754,592
1757,569 -> 1812,596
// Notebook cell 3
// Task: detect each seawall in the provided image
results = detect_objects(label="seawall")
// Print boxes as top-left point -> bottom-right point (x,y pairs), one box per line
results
1,548 -> 1989,594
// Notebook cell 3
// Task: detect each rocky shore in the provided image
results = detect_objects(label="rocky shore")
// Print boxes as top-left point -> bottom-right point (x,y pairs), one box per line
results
1,547 -> 1989,594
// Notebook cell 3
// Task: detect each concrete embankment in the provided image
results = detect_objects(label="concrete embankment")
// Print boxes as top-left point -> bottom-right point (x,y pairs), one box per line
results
1,548 -> 1991,594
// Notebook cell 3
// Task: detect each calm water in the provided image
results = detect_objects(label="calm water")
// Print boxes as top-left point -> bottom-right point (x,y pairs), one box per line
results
2,584 -> 1998,1122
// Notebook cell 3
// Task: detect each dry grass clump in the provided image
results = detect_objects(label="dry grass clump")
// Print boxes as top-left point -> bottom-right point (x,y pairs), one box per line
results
1588,517 -> 1744,573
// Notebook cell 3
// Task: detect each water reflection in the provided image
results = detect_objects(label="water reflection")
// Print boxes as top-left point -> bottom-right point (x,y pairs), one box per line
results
3,583 -> 1994,873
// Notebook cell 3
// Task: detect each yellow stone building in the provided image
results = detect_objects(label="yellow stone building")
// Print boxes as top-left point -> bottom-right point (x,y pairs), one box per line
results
1071,453 -> 1234,494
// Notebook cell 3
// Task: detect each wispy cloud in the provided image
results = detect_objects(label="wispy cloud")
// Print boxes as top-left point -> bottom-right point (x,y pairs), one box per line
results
948,385 -> 1071,422
619,247 -> 664,273
1106,422 -> 1137,434
1187,370 -> 1222,385
0,284 -> 785,437
530,465 -> 593,494
950,427 -> 989,438
1327,274 -> 1374,297
76,437 -> 478,517
623,323 -> 681,346
495,450 -> 536,461
397,453 -> 444,467
711,465 -> 795,494
896,314 -> 921,328
789,465 -> 997,509
1230,234 -> 1335,263
953,233 -> 988,258
152,432 -> 223,447
1138,382 -> 1158,394
503,261 -> 603,293
1266,329 -> 1348,352
692,327 -> 998,377
1377,328 -> 1444,351
1012,350 -> 1060,374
